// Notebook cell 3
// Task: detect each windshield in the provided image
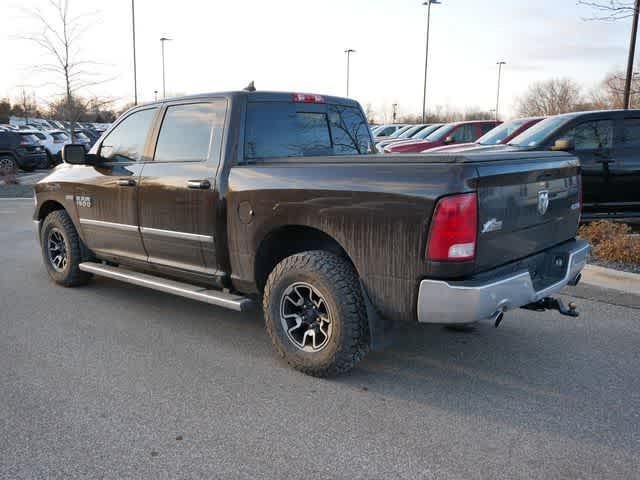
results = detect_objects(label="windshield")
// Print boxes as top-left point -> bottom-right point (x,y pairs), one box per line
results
425,124 -> 455,141
508,115 -> 572,147
74,132 -> 90,140
477,119 -> 530,145
398,125 -> 425,139
389,125 -> 412,138
413,124 -> 444,140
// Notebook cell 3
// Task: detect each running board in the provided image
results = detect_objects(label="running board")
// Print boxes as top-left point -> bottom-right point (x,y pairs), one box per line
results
79,262 -> 254,312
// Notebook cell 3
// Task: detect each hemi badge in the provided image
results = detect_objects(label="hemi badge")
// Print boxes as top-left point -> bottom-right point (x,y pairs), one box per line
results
482,218 -> 503,233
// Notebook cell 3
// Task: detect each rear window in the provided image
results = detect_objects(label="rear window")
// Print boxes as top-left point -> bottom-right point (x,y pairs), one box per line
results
19,133 -> 39,144
51,132 -> 68,141
245,102 -> 371,160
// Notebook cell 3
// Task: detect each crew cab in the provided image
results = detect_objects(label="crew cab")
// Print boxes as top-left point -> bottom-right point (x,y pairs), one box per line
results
33,90 -> 588,376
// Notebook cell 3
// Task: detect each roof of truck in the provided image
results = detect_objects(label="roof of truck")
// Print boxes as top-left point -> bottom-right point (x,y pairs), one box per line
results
139,90 -> 361,109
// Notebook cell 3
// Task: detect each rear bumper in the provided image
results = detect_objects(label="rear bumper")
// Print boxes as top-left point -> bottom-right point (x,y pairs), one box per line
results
417,240 -> 589,324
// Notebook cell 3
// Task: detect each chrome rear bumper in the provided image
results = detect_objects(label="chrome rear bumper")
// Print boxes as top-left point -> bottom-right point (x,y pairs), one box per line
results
417,240 -> 589,324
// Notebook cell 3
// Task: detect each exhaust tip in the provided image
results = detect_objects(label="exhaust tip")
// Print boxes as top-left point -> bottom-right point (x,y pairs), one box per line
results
491,310 -> 505,328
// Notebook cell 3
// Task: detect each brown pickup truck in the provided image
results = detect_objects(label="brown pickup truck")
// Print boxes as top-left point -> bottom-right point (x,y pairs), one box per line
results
33,90 -> 588,376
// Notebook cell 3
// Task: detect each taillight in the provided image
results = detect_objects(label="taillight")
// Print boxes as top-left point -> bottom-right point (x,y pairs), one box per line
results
292,93 -> 325,104
427,193 -> 478,262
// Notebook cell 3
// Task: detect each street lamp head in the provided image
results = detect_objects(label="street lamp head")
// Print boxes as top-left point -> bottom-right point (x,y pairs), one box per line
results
345,48 -> 356,54
160,37 -> 172,42
497,60 -> 506,65
423,0 -> 441,5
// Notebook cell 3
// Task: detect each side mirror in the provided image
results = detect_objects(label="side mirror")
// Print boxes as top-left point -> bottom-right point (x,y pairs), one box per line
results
551,138 -> 574,151
62,144 -> 88,164
444,136 -> 454,144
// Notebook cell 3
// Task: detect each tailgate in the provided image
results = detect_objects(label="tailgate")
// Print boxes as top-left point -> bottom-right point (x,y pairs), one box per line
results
475,155 -> 581,272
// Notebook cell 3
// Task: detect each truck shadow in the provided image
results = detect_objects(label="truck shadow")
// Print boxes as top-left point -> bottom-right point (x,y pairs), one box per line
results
86,277 -> 638,454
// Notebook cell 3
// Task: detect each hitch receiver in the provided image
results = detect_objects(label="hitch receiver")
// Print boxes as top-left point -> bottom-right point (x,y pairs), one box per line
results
521,297 -> 579,318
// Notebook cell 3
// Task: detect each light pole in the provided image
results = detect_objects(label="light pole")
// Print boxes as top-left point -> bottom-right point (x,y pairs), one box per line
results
623,0 -> 640,109
392,103 -> 398,123
495,61 -> 506,121
131,0 -> 138,105
160,37 -> 172,99
422,0 -> 440,123
345,49 -> 356,97
154,90 -> 158,102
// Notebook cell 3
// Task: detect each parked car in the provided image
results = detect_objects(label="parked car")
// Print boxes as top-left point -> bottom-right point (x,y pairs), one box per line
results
34,89 -> 587,376
376,124 -> 442,151
72,130 -> 93,149
0,130 -> 48,172
374,124 -> 414,141
373,123 -> 407,138
384,120 -> 500,153
469,110 -> 640,220
427,117 -> 544,153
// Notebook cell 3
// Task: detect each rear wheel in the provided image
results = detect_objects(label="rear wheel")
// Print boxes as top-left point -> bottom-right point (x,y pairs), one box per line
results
40,210 -> 92,287
0,155 -> 17,174
263,251 -> 369,377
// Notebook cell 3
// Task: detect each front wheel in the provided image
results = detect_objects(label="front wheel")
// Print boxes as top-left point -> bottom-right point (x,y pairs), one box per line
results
40,210 -> 92,287
263,251 -> 369,377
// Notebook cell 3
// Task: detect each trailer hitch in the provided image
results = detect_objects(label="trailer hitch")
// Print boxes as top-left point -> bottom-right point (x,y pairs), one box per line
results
521,297 -> 579,317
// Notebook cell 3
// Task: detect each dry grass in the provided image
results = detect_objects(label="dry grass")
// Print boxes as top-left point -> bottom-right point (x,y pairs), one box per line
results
578,221 -> 640,264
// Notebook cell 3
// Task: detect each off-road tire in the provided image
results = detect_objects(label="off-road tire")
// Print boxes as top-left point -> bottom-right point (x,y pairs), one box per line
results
263,250 -> 369,377
40,210 -> 93,287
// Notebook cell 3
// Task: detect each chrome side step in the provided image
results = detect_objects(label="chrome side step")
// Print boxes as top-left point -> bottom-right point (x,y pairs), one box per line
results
79,262 -> 254,312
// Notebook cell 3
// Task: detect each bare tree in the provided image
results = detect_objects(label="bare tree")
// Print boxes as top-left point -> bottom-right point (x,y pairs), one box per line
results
578,1 -> 635,20
515,78 -> 585,117
21,0 -> 108,139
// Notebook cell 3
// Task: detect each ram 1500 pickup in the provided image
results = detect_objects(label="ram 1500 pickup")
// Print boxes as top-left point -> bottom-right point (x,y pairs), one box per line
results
34,90 -> 588,376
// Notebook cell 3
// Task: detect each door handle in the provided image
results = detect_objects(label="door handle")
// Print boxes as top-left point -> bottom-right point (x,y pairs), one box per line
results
187,179 -> 211,189
117,179 -> 136,187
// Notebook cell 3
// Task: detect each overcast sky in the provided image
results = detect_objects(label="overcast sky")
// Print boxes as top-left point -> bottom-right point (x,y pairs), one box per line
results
0,0 -> 634,120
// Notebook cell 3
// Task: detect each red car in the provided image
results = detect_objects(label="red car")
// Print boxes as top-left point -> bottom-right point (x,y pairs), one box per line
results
427,117 -> 544,153
384,120 -> 500,153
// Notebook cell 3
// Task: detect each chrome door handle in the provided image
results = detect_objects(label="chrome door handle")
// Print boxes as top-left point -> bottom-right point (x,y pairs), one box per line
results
187,179 -> 211,189
117,179 -> 136,186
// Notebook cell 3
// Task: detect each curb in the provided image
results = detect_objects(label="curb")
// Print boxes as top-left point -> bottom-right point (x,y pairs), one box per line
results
580,264 -> 640,296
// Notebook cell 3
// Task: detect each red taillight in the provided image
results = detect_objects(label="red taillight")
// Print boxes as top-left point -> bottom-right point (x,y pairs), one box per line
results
292,93 -> 325,104
19,140 -> 30,146
427,193 -> 478,261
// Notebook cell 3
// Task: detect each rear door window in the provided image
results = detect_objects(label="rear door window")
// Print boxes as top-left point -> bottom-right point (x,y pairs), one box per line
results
618,118 -> 640,148
154,101 -> 227,162
571,120 -> 613,151
451,125 -> 475,142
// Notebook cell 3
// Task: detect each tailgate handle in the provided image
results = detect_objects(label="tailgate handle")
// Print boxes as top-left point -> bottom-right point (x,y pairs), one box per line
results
116,179 -> 136,187
187,179 -> 211,189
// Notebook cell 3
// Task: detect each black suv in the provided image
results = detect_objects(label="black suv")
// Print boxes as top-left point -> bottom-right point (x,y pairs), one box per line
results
0,131 -> 48,172
471,110 -> 640,220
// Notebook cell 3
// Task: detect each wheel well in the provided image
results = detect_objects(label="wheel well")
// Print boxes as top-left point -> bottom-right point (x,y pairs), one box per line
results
38,200 -> 65,222
254,225 -> 355,293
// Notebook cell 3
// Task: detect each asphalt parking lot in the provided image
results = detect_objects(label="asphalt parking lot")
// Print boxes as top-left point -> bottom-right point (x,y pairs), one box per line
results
1,199 -> 639,480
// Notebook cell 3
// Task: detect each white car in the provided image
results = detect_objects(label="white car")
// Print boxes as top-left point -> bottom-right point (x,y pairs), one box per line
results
21,129 -> 69,166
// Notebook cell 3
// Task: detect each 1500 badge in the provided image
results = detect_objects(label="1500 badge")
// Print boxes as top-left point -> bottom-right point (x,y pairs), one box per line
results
75,195 -> 92,208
